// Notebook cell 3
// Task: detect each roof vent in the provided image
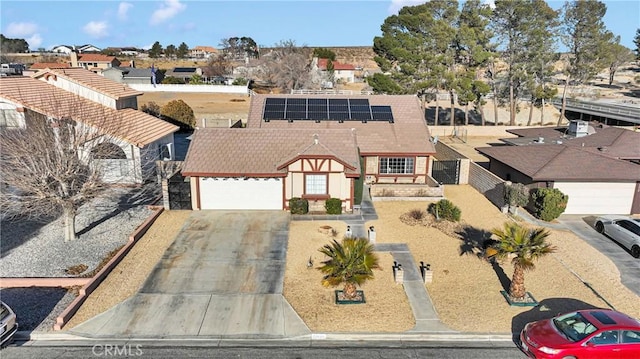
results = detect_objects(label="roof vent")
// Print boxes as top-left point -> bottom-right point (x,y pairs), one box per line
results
535,137 -> 544,143
598,146 -> 608,152
313,134 -> 319,144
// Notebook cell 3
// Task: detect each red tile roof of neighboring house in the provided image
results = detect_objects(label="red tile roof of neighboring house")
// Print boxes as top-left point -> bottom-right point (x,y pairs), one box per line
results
29,62 -> 71,70
182,128 -> 360,177
476,144 -> 640,182
0,76 -> 178,147
246,94 -> 435,155
192,46 -> 217,53
77,53 -> 118,63
317,58 -> 355,71
32,67 -> 142,100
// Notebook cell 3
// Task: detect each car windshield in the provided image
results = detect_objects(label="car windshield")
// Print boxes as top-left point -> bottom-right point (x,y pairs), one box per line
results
552,312 -> 598,342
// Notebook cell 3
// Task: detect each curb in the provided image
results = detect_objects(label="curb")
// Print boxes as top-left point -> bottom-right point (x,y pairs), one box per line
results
15,330 -> 515,346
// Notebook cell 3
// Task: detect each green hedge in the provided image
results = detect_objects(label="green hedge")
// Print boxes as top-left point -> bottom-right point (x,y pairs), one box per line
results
530,188 -> 568,221
289,197 -> 309,214
325,198 -> 343,215
428,199 -> 461,222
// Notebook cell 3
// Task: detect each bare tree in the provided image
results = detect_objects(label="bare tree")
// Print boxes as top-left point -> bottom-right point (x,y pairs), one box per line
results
0,92 -> 133,242
258,40 -> 313,92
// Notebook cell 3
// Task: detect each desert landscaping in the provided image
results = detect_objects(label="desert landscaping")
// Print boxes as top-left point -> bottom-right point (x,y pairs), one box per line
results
66,185 -> 640,334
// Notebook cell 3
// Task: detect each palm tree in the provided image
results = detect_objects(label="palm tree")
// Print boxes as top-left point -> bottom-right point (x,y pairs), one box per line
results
317,238 -> 380,301
491,222 -> 556,300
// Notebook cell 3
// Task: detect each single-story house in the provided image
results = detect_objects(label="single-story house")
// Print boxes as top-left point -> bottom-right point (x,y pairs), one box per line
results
165,67 -> 202,83
476,122 -> 640,214
0,76 -> 178,184
70,52 -> 120,72
102,67 -> 160,85
182,94 -> 440,211
32,67 -> 143,110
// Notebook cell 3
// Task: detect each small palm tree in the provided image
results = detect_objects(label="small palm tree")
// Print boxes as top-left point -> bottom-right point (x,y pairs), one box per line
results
491,222 -> 556,300
317,237 -> 380,300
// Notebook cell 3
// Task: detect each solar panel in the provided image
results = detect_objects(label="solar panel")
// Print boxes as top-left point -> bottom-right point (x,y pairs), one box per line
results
262,97 -> 393,123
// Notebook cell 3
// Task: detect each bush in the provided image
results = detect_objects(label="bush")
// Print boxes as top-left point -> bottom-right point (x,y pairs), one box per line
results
140,101 -> 161,117
505,183 -> 529,207
232,77 -> 248,86
161,76 -> 184,84
408,208 -> 425,220
325,198 -> 342,215
289,197 -> 308,214
161,99 -> 196,129
530,188 -> 568,221
428,199 -> 461,222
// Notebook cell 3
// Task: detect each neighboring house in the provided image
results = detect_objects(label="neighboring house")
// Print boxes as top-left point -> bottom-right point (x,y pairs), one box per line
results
51,44 -> 101,54
313,57 -> 356,83
70,52 -> 121,72
182,94 -> 439,211
165,67 -> 202,83
23,62 -> 70,76
32,67 -> 142,110
476,121 -> 640,215
0,76 -> 178,184
102,67 -> 159,85
190,46 -> 218,59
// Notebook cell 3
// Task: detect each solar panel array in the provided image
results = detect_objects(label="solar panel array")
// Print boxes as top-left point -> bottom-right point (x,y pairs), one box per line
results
262,98 -> 394,123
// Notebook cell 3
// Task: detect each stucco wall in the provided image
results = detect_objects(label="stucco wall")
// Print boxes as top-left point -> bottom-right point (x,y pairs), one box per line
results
128,84 -> 249,94
370,183 -> 443,198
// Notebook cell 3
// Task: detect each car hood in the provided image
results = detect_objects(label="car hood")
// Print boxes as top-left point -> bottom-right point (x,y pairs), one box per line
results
526,319 -> 575,348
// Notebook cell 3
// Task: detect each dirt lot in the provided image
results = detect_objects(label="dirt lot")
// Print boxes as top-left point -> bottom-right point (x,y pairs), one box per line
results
138,92 -> 251,123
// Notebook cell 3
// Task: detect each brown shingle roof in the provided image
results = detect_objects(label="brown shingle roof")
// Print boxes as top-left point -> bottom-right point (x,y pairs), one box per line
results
32,67 -> 142,100
476,144 -> 640,181
182,128 -> 360,177
0,76 -> 177,147
507,125 -> 640,160
246,94 -> 435,155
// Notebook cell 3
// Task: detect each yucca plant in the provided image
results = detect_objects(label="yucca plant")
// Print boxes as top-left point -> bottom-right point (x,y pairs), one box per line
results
317,238 -> 380,300
491,222 -> 556,300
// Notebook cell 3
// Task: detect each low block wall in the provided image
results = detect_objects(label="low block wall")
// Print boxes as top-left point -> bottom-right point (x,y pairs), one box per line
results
128,84 -> 249,94
370,183 -> 443,198
53,206 -> 164,331
469,162 -> 507,208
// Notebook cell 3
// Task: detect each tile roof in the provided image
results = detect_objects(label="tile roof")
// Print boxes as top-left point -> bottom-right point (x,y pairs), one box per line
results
0,76 -> 178,147
192,46 -> 217,53
317,58 -> 355,71
182,128 -> 360,177
32,67 -> 142,100
77,53 -> 117,62
29,62 -> 71,70
476,144 -> 640,181
246,94 -> 435,155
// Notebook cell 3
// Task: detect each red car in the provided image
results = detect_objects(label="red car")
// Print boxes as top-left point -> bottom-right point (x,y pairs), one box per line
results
520,309 -> 640,358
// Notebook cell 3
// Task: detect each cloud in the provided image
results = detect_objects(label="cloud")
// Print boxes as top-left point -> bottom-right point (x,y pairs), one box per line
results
118,2 -> 133,20
388,0 -> 428,14
27,34 -> 43,48
150,0 -> 186,25
5,22 -> 39,37
83,21 -> 109,39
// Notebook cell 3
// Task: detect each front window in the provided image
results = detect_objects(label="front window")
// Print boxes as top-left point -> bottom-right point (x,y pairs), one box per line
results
305,174 -> 327,195
552,312 -> 598,342
380,157 -> 414,174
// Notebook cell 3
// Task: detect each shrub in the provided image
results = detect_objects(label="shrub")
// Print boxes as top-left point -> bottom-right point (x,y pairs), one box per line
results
505,183 -> 529,207
289,197 -> 308,214
161,76 -> 184,84
232,77 -> 248,85
325,198 -> 342,215
161,99 -> 196,129
530,188 -> 568,221
428,199 -> 461,222
140,101 -> 161,117
408,208 -> 425,220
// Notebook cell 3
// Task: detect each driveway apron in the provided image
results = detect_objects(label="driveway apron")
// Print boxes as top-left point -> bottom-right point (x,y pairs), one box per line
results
69,211 -> 310,338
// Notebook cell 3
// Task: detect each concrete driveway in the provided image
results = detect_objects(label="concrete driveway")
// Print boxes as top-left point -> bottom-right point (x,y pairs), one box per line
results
70,211 -> 310,338
558,215 -> 640,297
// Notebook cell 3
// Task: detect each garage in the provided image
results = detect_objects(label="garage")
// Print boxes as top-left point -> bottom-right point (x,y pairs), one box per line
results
198,177 -> 283,210
554,182 -> 635,215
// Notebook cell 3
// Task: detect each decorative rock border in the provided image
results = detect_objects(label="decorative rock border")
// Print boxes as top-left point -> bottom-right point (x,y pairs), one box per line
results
51,206 -> 164,330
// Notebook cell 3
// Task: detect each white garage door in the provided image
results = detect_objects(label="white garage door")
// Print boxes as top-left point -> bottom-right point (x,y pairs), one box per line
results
199,177 -> 282,210
554,182 -> 635,215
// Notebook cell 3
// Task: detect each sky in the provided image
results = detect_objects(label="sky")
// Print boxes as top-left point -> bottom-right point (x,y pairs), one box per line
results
1,0 -> 638,51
